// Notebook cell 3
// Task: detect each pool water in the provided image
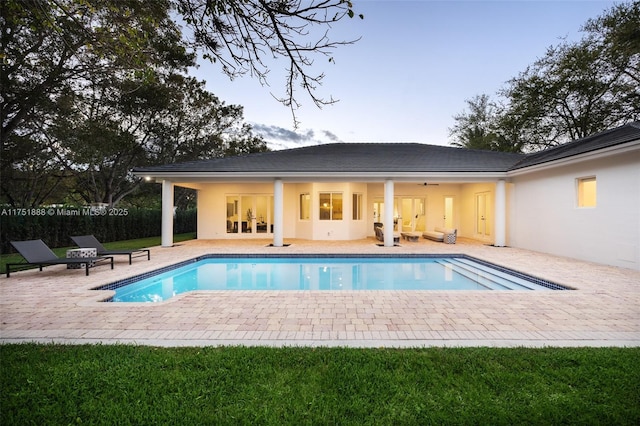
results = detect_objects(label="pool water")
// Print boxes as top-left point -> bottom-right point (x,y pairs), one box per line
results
98,256 -> 564,303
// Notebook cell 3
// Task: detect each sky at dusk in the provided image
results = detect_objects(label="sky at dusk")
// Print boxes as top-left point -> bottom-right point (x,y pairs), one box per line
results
191,0 -> 618,150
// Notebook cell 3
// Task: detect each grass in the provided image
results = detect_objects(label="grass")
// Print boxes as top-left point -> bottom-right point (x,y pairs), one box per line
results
0,233 -> 196,275
1,344 -> 638,425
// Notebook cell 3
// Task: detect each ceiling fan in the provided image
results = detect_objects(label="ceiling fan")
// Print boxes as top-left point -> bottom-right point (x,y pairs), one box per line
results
418,182 -> 439,186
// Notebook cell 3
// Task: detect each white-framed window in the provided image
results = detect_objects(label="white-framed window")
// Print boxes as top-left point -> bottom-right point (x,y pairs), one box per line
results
577,176 -> 597,208
319,192 -> 343,220
352,193 -> 363,220
299,193 -> 310,220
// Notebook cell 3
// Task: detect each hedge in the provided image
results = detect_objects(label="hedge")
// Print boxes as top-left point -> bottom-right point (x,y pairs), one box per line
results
0,208 -> 196,254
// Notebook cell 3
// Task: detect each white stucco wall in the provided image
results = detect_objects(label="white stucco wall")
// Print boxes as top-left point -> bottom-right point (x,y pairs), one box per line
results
509,150 -> 640,270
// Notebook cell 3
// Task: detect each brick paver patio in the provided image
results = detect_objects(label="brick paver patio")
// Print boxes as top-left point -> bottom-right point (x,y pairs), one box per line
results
1,238 -> 639,347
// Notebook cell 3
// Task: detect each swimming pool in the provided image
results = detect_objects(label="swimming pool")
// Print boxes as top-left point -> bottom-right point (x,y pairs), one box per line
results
95,255 -> 568,302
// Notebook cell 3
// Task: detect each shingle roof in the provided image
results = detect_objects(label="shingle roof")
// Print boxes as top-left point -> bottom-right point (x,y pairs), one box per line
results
133,122 -> 640,176
134,143 -> 525,174
509,121 -> 640,170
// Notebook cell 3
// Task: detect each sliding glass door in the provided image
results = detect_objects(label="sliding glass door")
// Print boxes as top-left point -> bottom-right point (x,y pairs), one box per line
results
373,197 -> 425,231
226,195 -> 273,234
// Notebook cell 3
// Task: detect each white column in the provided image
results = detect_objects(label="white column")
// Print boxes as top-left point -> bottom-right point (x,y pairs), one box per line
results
161,180 -> 174,247
384,179 -> 395,247
273,179 -> 284,247
494,179 -> 506,247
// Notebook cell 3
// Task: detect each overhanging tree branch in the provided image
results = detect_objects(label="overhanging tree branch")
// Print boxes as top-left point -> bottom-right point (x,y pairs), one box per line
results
175,0 -> 362,125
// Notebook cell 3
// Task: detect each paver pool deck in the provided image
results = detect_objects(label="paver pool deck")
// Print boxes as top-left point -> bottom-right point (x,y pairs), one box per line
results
1,238 -> 639,347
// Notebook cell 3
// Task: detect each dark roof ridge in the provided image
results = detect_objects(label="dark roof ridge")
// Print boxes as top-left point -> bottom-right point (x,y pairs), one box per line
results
539,121 -> 639,153
509,121 -> 640,170
239,141 -> 432,156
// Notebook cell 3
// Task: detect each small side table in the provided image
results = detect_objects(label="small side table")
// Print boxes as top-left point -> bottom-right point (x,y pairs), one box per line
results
66,248 -> 97,269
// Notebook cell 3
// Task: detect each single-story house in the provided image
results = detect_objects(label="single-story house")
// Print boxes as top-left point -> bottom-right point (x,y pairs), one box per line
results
134,122 -> 640,271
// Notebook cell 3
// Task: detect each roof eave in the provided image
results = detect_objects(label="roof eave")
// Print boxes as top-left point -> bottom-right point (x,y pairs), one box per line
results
507,139 -> 640,177
135,170 -> 511,184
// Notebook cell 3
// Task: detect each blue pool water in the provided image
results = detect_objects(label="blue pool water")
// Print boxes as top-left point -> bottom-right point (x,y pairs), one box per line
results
96,256 -> 566,303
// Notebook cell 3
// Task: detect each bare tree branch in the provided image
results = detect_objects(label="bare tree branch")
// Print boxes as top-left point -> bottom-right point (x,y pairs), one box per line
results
175,0 -> 362,125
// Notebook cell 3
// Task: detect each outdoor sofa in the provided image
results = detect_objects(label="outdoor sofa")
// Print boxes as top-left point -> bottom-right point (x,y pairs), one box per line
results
422,227 -> 457,244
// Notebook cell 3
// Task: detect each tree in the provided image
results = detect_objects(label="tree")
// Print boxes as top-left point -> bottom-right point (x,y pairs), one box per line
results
0,134 -> 75,207
1,0 -> 194,207
1,0 -> 190,146
1,0 -> 267,207
582,1 -> 640,84
449,94 -> 525,153
141,74 -> 267,166
175,0 -> 363,124
449,94 -> 500,151
451,2 -> 640,152
54,72 -> 267,207
2,0 -> 364,141
498,2 -> 640,150
500,38 -> 639,150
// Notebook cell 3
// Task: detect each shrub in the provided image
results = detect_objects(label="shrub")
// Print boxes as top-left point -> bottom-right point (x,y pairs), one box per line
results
0,207 -> 196,253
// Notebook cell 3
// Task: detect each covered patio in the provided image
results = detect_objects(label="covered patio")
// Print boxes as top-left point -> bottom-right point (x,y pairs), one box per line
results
137,143 -> 518,249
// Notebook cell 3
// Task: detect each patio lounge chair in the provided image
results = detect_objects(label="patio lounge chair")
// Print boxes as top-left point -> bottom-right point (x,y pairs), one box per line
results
71,235 -> 150,265
7,239 -> 114,277
374,224 -> 400,244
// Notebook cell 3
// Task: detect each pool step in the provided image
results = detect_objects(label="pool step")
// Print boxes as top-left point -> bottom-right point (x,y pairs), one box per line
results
453,258 -> 551,291
437,259 -> 550,291
436,260 -> 510,290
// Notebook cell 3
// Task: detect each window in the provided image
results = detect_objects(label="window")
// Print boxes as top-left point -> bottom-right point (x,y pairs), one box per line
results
299,193 -> 310,220
352,193 -> 363,220
577,177 -> 597,207
319,192 -> 342,220
226,196 -> 239,233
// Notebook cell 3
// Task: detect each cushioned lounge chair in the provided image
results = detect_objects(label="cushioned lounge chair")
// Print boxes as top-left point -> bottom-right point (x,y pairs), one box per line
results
71,235 -> 150,265
374,224 -> 400,244
7,239 -> 114,277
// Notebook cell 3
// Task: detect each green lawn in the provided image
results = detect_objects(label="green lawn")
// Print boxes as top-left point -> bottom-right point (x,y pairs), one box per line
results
0,233 -> 196,275
1,345 -> 638,425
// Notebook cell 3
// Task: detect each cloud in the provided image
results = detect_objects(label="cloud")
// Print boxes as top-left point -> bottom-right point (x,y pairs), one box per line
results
251,123 -> 343,150
322,130 -> 341,142
252,124 -> 311,142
